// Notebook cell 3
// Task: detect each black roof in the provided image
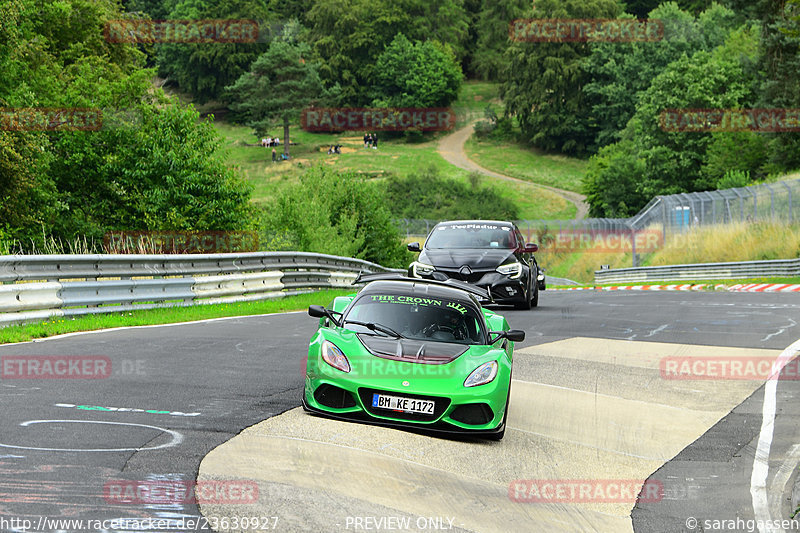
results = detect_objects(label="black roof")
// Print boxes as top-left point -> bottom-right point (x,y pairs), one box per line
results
354,272 -> 489,300
433,220 -> 515,228
358,280 -> 481,306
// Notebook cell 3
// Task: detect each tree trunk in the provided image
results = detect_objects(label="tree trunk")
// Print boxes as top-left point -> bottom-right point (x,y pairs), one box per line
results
283,116 -> 290,159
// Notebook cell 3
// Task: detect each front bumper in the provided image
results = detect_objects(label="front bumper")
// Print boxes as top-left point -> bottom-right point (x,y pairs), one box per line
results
412,270 -> 528,305
303,359 -> 510,435
301,394 -> 506,437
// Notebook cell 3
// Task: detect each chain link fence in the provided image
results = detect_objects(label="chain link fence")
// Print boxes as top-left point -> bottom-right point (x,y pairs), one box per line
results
393,178 -> 800,266
395,178 -> 800,239
629,178 -> 800,234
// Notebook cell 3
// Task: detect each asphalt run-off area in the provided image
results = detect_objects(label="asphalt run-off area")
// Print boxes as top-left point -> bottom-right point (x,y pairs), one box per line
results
1,290 -> 799,532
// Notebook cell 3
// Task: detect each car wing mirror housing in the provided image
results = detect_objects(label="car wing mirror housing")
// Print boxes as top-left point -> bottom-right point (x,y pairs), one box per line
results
308,305 -> 341,326
488,329 -> 526,344
407,242 -> 421,252
524,243 -> 538,253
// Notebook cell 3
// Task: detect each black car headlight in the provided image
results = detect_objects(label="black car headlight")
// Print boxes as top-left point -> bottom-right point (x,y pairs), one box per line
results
411,261 -> 435,277
496,262 -> 522,279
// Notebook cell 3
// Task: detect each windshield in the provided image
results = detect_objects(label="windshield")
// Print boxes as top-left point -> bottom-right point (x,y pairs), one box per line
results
343,293 -> 485,345
425,223 -> 517,250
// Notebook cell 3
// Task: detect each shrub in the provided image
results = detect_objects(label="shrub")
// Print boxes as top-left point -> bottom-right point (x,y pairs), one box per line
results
262,166 -> 411,268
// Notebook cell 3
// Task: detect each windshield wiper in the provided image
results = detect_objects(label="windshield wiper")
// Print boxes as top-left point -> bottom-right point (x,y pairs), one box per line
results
343,320 -> 404,339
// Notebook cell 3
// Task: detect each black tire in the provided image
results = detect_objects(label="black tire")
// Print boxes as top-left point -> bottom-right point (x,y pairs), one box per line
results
514,275 -> 533,310
514,295 -> 531,310
530,282 -> 539,308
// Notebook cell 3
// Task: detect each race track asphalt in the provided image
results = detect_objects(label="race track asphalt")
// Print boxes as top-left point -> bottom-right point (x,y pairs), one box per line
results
1,290 -> 798,532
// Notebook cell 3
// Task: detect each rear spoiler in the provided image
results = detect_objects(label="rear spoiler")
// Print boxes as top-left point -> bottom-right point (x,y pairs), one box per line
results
353,272 -> 492,302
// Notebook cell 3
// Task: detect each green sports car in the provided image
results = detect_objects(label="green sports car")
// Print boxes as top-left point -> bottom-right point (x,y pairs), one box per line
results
302,275 -> 524,440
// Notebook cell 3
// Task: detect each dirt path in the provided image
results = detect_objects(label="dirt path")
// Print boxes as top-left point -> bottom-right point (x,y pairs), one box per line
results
437,122 -> 590,220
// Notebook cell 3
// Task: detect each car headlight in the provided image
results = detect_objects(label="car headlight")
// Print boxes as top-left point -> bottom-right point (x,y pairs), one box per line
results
321,340 -> 350,373
496,262 -> 522,279
411,261 -> 435,277
464,361 -> 498,387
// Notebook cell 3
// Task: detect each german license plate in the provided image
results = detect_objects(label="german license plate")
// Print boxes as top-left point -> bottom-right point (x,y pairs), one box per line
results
372,393 -> 434,414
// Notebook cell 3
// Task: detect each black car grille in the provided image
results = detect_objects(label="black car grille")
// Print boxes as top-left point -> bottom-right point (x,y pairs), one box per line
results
434,268 -> 488,284
358,388 -> 450,422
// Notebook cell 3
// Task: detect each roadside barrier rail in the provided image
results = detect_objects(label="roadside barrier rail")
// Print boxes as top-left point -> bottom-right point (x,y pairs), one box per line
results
0,252 -> 402,328
594,258 -> 800,284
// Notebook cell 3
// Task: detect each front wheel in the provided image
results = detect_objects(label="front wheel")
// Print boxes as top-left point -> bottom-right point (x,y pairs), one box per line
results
514,278 -> 533,310
530,282 -> 539,308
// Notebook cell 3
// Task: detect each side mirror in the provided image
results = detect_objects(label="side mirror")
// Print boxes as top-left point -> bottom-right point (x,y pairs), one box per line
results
308,305 -> 342,326
523,243 -> 538,253
308,305 -> 328,318
407,242 -> 421,252
505,330 -> 526,342
488,329 -> 526,344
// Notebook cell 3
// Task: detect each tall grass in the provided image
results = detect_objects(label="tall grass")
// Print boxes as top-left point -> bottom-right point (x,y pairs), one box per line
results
1,232 -> 102,255
538,221 -> 800,283
648,222 -> 800,265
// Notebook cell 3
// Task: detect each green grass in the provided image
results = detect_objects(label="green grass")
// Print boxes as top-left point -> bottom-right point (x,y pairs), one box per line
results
451,80 -> 503,127
465,137 -> 588,194
211,80 -> 582,219
214,119 -> 575,220
0,290 -> 353,345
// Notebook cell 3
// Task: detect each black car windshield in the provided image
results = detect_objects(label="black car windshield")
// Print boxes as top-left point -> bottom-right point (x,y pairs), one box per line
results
425,223 -> 517,249
343,294 -> 485,345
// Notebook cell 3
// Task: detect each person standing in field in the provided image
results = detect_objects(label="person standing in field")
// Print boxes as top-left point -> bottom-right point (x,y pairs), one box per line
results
272,147 -> 277,162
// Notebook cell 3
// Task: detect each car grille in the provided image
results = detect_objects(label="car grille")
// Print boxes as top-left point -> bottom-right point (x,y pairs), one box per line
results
434,268 -> 489,284
358,388 -> 450,422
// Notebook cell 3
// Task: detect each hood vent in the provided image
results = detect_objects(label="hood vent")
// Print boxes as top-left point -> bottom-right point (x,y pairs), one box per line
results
358,336 -> 468,364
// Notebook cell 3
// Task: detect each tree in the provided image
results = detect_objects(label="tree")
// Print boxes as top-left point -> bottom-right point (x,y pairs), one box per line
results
583,25 -> 761,216
306,0 -> 470,105
469,0 -> 529,81
225,38 -> 327,158
757,0 -> 800,174
0,0 -> 256,248
582,139 -> 647,217
701,131 -> 770,186
502,0 -> 623,156
156,0 -> 272,104
583,3 -> 740,148
0,131 -> 57,243
47,102 -> 255,237
122,0 -> 179,19
371,34 -> 463,108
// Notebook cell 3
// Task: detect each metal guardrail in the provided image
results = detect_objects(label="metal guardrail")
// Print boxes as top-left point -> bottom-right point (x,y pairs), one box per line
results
0,252 -> 403,328
594,258 -> 800,284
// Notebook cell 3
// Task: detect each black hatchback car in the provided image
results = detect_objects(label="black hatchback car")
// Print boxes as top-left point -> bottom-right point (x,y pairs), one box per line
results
407,220 -> 544,309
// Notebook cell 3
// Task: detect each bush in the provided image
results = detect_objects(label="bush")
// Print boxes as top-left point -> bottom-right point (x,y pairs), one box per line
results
701,131 -> 769,186
384,166 -> 519,220
716,169 -> 752,189
262,167 -> 411,268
